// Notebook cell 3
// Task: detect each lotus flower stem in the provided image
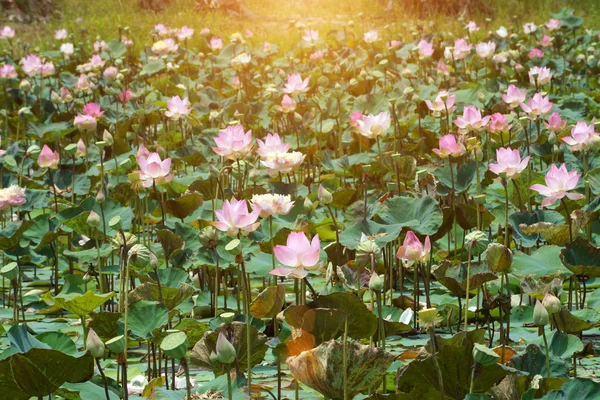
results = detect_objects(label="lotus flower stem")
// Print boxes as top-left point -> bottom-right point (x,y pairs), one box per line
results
428,326 -> 445,400
560,198 -> 573,243
95,358 -> 110,400
239,254 -> 252,392
542,326 -> 551,378
376,291 -> 386,393
343,314 -> 348,400
153,180 -> 166,226
48,172 -> 59,212
227,368 -> 233,400
448,158 -> 457,257
464,242 -> 473,331
180,356 -> 192,400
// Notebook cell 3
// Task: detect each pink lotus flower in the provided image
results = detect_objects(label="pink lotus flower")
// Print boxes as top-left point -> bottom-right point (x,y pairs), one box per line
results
0,26 -> 15,39
256,133 -> 289,158
528,48 -> 544,59
0,185 -> 26,210
350,112 -> 364,127
520,93 -> 553,117
562,121 -> 598,151
165,96 -> 190,120
356,112 -> 391,139
454,106 -> 490,131
154,24 -> 170,36
120,90 -> 133,103
138,152 -> 173,187
502,85 -> 527,109
530,164 -> 584,206
103,66 -> 118,80
309,50 -> 323,62
476,41 -> 496,58
83,103 -> 104,118
303,30 -> 319,44
417,40 -> 433,58
137,144 -> 151,160
94,40 -> 109,53
489,148 -> 530,179
250,193 -> 294,218
437,60 -> 450,76
54,29 -> 68,40
209,37 -> 223,51
76,138 -> 86,157
176,26 -> 194,41
465,21 -> 479,33
271,231 -> 321,278
75,74 -> 91,92
213,198 -> 261,237
282,74 -> 309,95
529,66 -> 553,86
200,28 -> 210,37
539,35 -> 552,48
22,55 -> 42,77
363,30 -> 378,43
60,43 -> 74,56
396,231 -> 431,264
260,151 -> 305,176
212,125 -> 253,160
0,64 -> 17,79
546,19 -> 561,31
425,91 -> 456,117
488,113 -> 511,133
121,35 -> 133,47
432,134 -> 466,158
277,94 -> 296,113
523,22 -> 537,34
387,40 -> 401,50
74,115 -> 97,132
544,112 -> 566,133
453,39 -> 472,60
38,145 -> 60,169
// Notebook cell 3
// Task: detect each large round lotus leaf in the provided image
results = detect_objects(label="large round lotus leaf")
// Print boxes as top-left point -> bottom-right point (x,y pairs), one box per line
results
42,290 -> 115,317
128,282 -> 195,311
560,238 -> 600,277
434,261 -> 497,297
378,195 -> 443,236
287,340 -> 394,400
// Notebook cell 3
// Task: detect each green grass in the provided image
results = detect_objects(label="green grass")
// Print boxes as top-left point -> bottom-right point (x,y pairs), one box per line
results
4,0 -> 600,52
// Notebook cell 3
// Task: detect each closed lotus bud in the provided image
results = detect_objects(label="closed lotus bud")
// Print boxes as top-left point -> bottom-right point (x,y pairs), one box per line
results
27,144 -> 40,157
20,79 -> 32,92
548,131 -> 557,145
215,332 -> 236,364
76,139 -> 87,157
318,185 -> 333,205
477,92 -> 486,103
542,293 -> 561,315
248,168 -> 261,182
293,112 -> 302,124
87,211 -> 101,228
103,130 -> 114,146
128,244 -> 151,269
96,189 -> 105,204
474,148 -> 484,162
401,68 -> 412,78
209,164 -> 220,179
368,271 -> 384,292
589,135 -> 600,152
485,243 -> 513,272
533,300 -> 549,326
303,197 -> 313,213
86,328 -> 105,358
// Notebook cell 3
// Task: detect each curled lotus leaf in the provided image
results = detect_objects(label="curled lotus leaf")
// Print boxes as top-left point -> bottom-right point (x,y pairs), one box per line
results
560,238 -> 600,278
434,261 -> 497,297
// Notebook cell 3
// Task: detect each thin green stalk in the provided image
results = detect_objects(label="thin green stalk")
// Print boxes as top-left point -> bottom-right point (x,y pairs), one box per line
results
542,327 -> 551,379
464,242 -> 473,331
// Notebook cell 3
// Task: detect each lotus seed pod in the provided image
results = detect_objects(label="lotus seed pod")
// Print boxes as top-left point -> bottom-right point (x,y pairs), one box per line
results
128,244 -> 151,269
199,226 -> 219,248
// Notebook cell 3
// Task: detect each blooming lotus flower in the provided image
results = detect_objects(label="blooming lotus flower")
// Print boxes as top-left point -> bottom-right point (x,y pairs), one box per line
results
0,64 -> 17,79
283,73 -> 309,95
496,26 -> 508,38
213,198 -> 261,236
437,60 -> 450,76
454,106 -> 490,131
60,43 -> 74,56
528,48 -> 544,59
356,112 -> 391,139
151,38 -> 178,55
387,40 -> 401,50
154,24 -> 170,36
212,125 -> 253,160
231,53 -> 251,68
256,133 -> 289,158
120,90 -> 133,103
493,52 -> 508,64
74,115 -> 97,132
250,193 -> 294,218
544,112 -> 566,133
261,151 -> 305,176
502,85 -> 527,109
176,26 -> 194,40
396,231 -> 431,264
54,29 -> 68,40
520,93 -> 553,117
309,50 -> 323,62
121,35 -> 133,47
22,55 -> 42,77
271,231 -> 321,278
83,103 -> 104,118
489,148 -> 530,179
523,22 -> 537,34
38,145 -> 60,169
165,96 -> 190,120
277,94 -> 296,113
488,113 -> 511,133
476,41 -> 496,58
539,35 -> 552,48
303,30 -> 319,44
417,40 -> 433,58
363,30 -> 378,43
209,37 -> 223,51
425,91 -> 456,117
0,26 -> 15,39
530,164 -> 584,206
137,144 -> 151,160
465,21 -> 479,33
529,66 -> 553,86
40,62 -> 55,77
350,112 -> 364,127
75,74 -> 91,92
138,152 -> 171,180
94,40 -> 109,53
562,121 -> 598,151
432,134 -> 466,158
453,39 -> 472,60
103,66 -> 118,80
0,185 -> 26,211
200,27 -> 210,36
546,19 -> 561,31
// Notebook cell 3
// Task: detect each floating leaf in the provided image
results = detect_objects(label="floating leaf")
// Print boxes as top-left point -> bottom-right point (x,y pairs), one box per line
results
249,284 -> 286,319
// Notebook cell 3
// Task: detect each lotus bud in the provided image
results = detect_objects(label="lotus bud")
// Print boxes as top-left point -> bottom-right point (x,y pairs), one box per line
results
87,211 -> 101,228
533,300 -> 549,326
51,92 -> 61,104
209,164 -> 220,179
215,332 -> 236,364
303,197 -> 313,213
27,144 -> 40,157
86,328 -> 105,358
368,271 -> 384,292
102,130 -> 114,146
401,68 -> 412,78
248,168 -> 261,182
199,226 -> 219,248
76,139 -> 87,157
542,293 -> 561,315
589,135 -> 600,152
294,112 -> 303,124
485,243 -> 513,273
318,185 -> 333,205
128,244 -> 151,269
317,76 -> 329,87
477,92 -> 486,103
209,351 -> 219,363
548,131 -> 557,145
96,189 -> 105,204
148,252 -> 159,269
20,79 -> 32,92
